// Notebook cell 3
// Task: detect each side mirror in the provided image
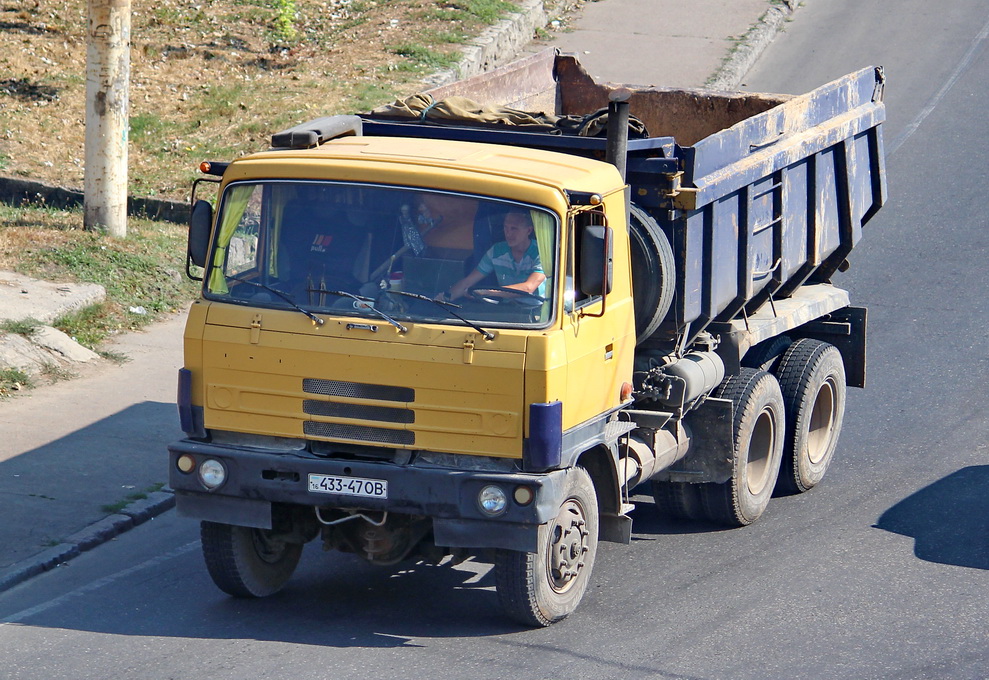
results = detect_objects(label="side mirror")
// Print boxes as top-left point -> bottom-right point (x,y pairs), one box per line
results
188,199 -> 213,269
579,225 -> 613,297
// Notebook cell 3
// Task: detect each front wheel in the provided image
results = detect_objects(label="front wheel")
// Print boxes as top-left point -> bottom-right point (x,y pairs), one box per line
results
494,467 -> 599,626
201,521 -> 303,598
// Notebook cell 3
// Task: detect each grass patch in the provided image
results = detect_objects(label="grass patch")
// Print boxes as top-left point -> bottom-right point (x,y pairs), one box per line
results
100,482 -> 167,514
273,0 -> 298,42
347,82 -> 399,112
53,304 -> 117,349
129,113 -> 179,152
2,203 -> 199,349
41,362 -> 76,383
0,318 -> 42,335
98,348 -> 130,364
454,0 -> 518,23
192,84 -> 250,122
0,367 -> 33,398
389,44 -> 459,70
417,8 -> 464,22
423,29 -> 469,45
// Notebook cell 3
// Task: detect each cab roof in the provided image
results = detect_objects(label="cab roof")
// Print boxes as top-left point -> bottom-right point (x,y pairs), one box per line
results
238,135 -> 623,196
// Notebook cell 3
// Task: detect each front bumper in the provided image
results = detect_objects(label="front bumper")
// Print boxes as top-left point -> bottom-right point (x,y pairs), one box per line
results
168,439 -> 568,552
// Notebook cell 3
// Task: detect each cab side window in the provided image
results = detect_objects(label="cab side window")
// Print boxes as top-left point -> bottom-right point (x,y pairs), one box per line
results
567,206 -> 608,312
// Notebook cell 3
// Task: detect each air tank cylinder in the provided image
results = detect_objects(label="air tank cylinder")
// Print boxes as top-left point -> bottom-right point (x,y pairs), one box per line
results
619,429 -> 690,489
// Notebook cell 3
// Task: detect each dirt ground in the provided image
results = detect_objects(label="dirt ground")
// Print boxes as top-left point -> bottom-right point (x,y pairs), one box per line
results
0,0 -> 581,203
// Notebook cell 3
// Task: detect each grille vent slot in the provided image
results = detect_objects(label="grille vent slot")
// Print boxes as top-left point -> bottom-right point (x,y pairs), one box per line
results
304,421 -> 415,446
303,399 -> 414,424
303,378 -> 414,402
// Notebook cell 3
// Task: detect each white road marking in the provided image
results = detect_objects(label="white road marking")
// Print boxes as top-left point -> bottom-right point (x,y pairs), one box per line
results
0,541 -> 200,625
888,12 -> 989,155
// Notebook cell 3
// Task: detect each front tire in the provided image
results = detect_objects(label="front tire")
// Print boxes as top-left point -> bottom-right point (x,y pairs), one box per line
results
201,521 -> 303,598
773,339 -> 846,494
701,369 -> 785,526
494,467 -> 599,626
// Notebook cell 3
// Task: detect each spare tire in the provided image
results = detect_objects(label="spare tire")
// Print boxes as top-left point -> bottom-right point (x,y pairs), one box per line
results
628,203 -> 675,344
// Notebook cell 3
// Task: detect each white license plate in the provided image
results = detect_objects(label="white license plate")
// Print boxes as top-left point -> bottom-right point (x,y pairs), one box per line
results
308,473 -> 388,499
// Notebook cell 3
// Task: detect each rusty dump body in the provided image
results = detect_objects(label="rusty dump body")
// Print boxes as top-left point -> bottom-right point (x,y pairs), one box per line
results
361,48 -> 887,354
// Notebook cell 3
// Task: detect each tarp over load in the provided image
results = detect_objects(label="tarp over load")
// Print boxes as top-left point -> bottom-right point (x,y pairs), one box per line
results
369,92 -> 649,138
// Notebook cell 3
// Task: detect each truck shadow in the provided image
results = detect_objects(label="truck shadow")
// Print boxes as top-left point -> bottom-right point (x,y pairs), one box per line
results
625,496 -> 733,537
873,465 -> 989,571
0,401 -> 179,570
197,552 -> 518,643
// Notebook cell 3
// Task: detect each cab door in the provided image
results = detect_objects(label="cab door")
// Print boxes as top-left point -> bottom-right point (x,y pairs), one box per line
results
561,203 -> 636,431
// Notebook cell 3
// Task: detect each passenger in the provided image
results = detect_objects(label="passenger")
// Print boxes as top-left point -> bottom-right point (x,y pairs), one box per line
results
437,209 -> 546,302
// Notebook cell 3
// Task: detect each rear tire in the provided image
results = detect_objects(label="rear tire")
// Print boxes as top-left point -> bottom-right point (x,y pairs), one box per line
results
701,369 -> 785,526
742,335 -> 792,372
652,481 -> 705,521
773,339 -> 846,494
201,521 -> 303,598
494,467 -> 599,627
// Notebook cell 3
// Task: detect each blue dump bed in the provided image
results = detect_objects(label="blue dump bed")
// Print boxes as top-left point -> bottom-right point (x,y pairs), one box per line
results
360,49 -> 887,351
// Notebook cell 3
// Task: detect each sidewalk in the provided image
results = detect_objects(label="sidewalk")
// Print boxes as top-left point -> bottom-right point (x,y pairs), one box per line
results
0,313 -> 185,589
0,0 -> 803,592
532,0 -> 796,89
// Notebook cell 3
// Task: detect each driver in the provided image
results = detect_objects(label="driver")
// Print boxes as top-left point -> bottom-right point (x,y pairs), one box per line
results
437,209 -> 546,302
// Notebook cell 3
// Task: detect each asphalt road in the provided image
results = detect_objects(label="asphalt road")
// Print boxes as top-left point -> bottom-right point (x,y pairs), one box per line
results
3,2 -> 989,678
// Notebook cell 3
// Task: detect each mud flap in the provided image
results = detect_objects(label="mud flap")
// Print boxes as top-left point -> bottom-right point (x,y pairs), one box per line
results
651,397 -> 734,484
175,491 -> 273,529
433,518 -> 539,552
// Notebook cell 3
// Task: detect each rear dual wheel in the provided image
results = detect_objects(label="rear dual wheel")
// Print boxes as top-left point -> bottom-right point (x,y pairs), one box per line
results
773,339 -> 846,494
652,368 -> 785,526
703,368 -> 786,526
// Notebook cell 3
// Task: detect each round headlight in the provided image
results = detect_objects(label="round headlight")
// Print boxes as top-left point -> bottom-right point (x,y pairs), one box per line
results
199,458 -> 227,489
478,485 -> 508,516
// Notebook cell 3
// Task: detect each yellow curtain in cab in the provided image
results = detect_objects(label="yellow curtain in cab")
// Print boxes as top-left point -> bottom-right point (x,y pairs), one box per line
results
207,184 -> 255,294
531,209 -> 554,321
531,210 -> 554,278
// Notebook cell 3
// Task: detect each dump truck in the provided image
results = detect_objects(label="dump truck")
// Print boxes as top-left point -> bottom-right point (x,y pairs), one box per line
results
168,49 -> 886,626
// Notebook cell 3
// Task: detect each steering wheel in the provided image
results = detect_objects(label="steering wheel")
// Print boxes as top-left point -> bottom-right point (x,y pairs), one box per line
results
468,286 -> 545,307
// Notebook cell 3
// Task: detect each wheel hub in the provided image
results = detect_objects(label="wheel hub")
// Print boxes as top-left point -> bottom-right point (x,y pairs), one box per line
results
251,529 -> 289,564
746,407 -> 778,496
547,499 -> 589,593
807,379 -> 837,465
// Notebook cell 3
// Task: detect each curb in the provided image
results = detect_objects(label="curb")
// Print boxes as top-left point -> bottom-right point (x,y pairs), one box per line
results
0,490 -> 175,594
0,175 -> 188,224
707,0 -> 806,90
423,0 -> 547,88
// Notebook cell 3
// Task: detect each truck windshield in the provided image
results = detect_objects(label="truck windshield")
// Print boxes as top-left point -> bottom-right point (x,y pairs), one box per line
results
203,180 -> 558,328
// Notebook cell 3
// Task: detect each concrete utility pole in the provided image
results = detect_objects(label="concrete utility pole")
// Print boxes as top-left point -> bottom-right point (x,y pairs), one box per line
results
84,0 -> 131,237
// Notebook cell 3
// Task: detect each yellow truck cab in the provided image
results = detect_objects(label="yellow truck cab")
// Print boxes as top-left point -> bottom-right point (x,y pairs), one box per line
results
171,128 -> 638,623
170,50 -> 886,626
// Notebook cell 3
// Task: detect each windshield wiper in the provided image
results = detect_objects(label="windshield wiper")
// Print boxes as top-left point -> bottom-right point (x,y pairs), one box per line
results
315,289 -> 409,334
226,273 -> 325,326
380,290 -> 494,340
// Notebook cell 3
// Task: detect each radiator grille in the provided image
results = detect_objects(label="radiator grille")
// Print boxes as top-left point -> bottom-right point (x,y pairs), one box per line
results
304,421 -> 415,446
303,399 -> 414,424
302,378 -> 414,402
